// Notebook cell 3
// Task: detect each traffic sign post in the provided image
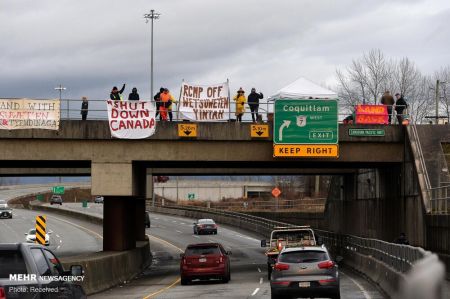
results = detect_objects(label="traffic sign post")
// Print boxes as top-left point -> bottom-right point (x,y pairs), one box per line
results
52,186 -> 65,194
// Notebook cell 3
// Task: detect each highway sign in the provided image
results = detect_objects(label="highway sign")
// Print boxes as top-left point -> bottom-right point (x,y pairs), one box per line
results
188,193 -> 195,200
349,128 -> 385,136
36,194 -> 44,201
52,186 -> 64,194
178,123 -> 197,137
273,99 -> 338,144
271,187 -> 281,198
250,124 -> 269,138
274,144 -> 339,158
35,215 -> 47,245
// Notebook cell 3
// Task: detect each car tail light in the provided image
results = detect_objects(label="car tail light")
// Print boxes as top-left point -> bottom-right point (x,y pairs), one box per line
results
318,260 -> 335,269
271,281 -> 290,286
0,287 -> 5,299
319,278 -> 336,285
274,263 -> 290,271
182,257 -> 186,265
219,256 -> 223,263
213,224 -> 218,228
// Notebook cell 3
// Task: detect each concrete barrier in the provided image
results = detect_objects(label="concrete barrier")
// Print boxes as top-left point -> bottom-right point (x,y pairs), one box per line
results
28,204 -> 151,295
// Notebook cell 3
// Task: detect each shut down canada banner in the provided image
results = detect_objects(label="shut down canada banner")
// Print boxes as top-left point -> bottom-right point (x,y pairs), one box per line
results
179,82 -> 230,121
0,99 -> 60,130
107,100 -> 156,139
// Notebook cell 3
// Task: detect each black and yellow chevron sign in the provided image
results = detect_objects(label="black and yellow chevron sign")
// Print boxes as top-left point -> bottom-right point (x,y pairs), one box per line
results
35,215 -> 47,245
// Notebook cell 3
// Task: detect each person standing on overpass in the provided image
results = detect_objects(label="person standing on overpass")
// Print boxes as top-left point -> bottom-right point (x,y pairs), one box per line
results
110,83 -> 126,101
128,87 -> 140,101
80,97 -> 88,120
247,88 -> 263,122
381,91 -> 394,123
233,87 -> 246,122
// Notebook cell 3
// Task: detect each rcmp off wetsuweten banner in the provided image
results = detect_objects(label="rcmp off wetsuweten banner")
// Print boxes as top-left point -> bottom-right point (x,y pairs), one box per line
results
0,99 -> 60,130
179,82 -> 230,121
107,100 -> 156,139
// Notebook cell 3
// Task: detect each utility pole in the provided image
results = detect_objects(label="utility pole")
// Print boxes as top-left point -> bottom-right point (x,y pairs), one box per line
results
144,10 -> 160,99
435,80 -> 440,125
54,84 -> 67,118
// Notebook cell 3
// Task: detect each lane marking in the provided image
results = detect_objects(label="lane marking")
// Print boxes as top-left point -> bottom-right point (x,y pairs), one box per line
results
259,277 -> 263,284
251,288 -> 260,296
56,234 -> 60,238
147,234 -> 183,253
258,268 -> 261,273
48,215 -> 103,239
59,240 -> 62,243
142,277 -> 181,299
193,235 -> 200,239
341,270 -> 371,299
175,230 -> 182,234
57,245 -> 61,250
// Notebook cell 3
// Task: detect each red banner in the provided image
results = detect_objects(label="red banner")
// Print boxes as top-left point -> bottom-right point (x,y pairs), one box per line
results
355,105 -> 388,124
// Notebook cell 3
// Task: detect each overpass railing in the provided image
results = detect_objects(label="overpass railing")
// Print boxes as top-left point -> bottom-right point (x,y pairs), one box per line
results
148,202 -> 434,274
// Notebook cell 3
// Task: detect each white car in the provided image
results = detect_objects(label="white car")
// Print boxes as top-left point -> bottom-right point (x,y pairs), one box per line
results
25,228 -> 51,246
0,199 -> 8,209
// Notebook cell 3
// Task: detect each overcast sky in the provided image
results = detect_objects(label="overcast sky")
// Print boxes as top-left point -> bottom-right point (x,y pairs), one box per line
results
1,0 -> 450,102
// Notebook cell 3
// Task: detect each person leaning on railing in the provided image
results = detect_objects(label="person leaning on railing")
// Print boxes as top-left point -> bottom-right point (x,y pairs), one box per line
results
395,93 -> 408,124
80,96 -> 88,120
110,83 -> 126,101
381,91 -> 395,123
233,87 -> 247,122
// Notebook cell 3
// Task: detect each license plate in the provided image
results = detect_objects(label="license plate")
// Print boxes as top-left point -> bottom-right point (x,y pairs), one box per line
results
199,258 -> 207,263
299,282 -> 310,288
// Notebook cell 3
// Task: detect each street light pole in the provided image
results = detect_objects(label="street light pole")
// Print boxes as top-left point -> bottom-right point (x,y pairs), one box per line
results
435,80 -> 440,125
144,10 -> 160,99
54,84 -> 67,118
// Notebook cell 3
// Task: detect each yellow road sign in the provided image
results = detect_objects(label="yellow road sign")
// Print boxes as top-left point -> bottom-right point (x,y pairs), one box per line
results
178,123 -> 197,137
35,215 -> 47,245
250,124 -> 269,138
273,144 -> 339,158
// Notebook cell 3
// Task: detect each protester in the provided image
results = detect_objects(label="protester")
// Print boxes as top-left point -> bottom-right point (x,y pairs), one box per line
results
154,87 -> 164,120
166,89 -> 177,121
80,96 -> 88,120
160,88 -> 174,121
110,83 -> 126,101
380,91 -> 395,123
395,232 -> 409,245
248,88 -> 263,122
233,87 -> 247,122
395,93 -> 408,124
128,87 -> 140,101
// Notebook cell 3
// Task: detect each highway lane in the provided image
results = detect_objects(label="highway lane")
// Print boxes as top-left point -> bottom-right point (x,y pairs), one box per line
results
0,208 -> 102,256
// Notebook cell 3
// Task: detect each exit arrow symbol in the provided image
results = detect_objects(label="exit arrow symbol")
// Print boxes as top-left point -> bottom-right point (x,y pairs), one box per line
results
256,131 -> 263,136
279,120 -> 291,142
184,130 -> 192,136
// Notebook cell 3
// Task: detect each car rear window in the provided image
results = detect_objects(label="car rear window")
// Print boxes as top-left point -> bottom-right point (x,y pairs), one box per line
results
185,245 -> 220,256
198,219 -> 215,224
279,250 -> 328,263
0,250 -> 28,278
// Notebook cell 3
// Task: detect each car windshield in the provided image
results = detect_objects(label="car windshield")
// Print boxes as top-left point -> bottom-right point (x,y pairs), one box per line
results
0,206 -> 9,210
0,250 -> 28,278
185,245 -> 220,256
28,229 -> 36,235
198,219 -> 215,224
0,200 -> 5,204
279,250 -> 328,263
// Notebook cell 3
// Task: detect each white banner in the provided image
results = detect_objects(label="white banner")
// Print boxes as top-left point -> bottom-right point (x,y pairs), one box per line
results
107,100 -> 156,139
0,99 -> 60,130
179,82 -> 230,121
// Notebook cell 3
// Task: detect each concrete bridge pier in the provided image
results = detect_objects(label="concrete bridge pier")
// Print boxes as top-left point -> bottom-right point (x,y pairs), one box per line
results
92,162 -> 147,251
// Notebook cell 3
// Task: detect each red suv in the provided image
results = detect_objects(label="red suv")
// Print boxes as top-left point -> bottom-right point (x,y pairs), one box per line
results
180,243 -> 231,285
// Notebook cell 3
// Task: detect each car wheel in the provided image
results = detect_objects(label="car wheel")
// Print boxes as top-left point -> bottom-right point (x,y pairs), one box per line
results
270,289 -> 282,299
267,266 -> 272,280
222,271 -> 230,283
332,291 -> 341,299
50,203 -> 53,205
180,276 -> 189,285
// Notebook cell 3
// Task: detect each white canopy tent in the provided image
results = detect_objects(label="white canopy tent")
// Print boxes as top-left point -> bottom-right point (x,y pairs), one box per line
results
269,77 -> 338,100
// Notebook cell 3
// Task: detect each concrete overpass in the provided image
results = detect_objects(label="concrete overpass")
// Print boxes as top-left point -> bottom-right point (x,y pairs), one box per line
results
0,121 -> 419,251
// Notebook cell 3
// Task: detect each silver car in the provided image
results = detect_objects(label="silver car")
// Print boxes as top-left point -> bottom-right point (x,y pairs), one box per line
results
270,246 -> 340,299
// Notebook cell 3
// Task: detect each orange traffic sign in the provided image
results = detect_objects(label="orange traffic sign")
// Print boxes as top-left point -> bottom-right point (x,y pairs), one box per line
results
273,144 -> 339,158
272,187 -> 282,198
178,123 -> 197,137
250,124 -> 269,138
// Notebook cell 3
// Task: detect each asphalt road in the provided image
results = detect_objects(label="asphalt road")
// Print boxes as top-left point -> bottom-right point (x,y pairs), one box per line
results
0,208 -> 102,256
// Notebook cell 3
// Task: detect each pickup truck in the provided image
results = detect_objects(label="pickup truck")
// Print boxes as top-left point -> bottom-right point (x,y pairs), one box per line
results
261,226 -> 318,279
0,243 -> 86,298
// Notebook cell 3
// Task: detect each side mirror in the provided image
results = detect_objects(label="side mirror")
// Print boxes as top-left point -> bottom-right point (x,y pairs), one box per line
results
335,256 -> 343,264
260,240 -> 267,247
227,251 -> 232,255
70,265 -> 84,276
180,253 -> 185,258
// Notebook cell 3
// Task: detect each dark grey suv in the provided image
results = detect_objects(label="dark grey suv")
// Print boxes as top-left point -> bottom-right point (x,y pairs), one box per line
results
270,246 -> 340,299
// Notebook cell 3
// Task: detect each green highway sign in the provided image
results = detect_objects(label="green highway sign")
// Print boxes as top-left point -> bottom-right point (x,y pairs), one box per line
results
273,99 -> 338,144
52,186 -> 65,194
36,194 -> 44,201
188,193 -> 195,200
348,128 -> 385,137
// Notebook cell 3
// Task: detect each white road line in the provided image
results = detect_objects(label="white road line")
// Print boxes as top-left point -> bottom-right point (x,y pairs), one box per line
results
259,277 -> 263,284
172,221 -> 177,223
59,240 -> 62,243
180,222 -> 186,225
341,270 -> 371,299
176,230 -> 182,234
251,288 -> 260,296
258,268 -> 261,273
193,235 -> 200,239
57,245 -> 61,250
154,217 -> 159,220
56,235 -> 60,238
208,239 -> 214,243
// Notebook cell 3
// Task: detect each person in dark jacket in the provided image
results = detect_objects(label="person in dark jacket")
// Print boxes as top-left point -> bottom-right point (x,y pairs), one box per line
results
381,91 -> 395,123
247,88 -> 264,122
110,83 -> 126,101
128,87 -> 140,101
395,233 -> 409,245
154,87 -> 165,120
395,93 -> 408,124
80,97 -> 88,120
